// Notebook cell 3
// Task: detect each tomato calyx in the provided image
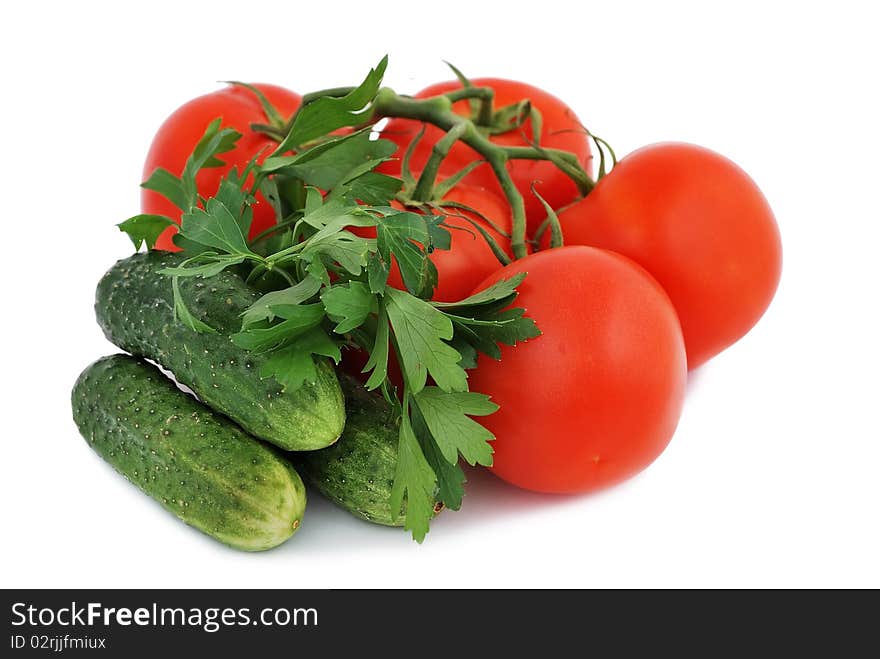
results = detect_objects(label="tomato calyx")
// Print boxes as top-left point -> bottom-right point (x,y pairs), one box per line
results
442,61 -> 495,127
221,81 -> 293,141
590,133 -> 619,181
531,133 -> 618,249
442,62 -> 537,138
223,81 -> 288,128
529,184 -> 564,250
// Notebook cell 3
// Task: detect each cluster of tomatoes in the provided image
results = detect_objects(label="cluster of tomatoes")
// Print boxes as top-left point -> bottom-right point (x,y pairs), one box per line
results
141,75 -> 782,496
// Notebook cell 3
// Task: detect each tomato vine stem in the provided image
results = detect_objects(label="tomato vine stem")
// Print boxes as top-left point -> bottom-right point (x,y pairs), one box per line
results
257,82 -> 594,260
443,86 -> 495,125
371,88 -> 593,259
412,122 -> 469,202
250,123 -> 288,140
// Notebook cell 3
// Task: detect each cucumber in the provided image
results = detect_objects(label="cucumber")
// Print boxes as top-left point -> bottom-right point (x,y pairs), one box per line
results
295,375 -> 442,527
95,251 -> 344,451
71,355 -> 306,551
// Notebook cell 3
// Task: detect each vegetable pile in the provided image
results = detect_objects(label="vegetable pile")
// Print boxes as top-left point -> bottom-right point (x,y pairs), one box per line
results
71,57 -> 782,549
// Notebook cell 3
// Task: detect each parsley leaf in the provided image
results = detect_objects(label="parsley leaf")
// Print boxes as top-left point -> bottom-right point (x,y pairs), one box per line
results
363,303 -> 390,390
366,252 -> 390,294
264,131 -> 396,192
181,118 -> 241,203
321,282 -> 376,334
179,197 -> 254,256
448,335 -> 479,369
141,168 -> 189,212
376,212 -> 443,298
337,171 -> 402,205
411,403 -> 466,510
432,273 -> 526,309
307,231 -> 373,276
258,174 -> 306,223
241,277 -> 323,328
276,56 -> 388,150
159,254 -> 247,278
413,387 -> 497,466
231,303 -> 325,352
142,118 -> 241,213
171,277 -> 216,334
424,213 -> 452,251
447,307 -> 540,360
389,409 -> 437,543
213,173 -> 255,237
117,214 -> 175,251
433,273 -> 540,360
260,328 -> 341,391
297,199 -> 376,238
384,288 -> 467,394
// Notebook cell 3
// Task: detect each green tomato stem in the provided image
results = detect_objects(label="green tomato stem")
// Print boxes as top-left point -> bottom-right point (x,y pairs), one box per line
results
371,88 -> 594,259
413,122 -> 469,202
250,122 -> 288,140
435,202 -> 512,266
443,86 -> 495,125
373,89 -> 532,258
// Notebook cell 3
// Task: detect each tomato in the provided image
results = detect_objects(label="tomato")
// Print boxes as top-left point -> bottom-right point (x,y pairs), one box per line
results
353,183 -> 512,302
380,78 -> 591,235
142,83 -> 301,251
549,143 -> 782,369
467,246 -> 687,494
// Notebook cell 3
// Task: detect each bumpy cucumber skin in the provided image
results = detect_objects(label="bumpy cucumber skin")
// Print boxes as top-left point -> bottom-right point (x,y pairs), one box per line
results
95,252 -> 344,451
296,375 -> 441,527
72,355 -> 306,551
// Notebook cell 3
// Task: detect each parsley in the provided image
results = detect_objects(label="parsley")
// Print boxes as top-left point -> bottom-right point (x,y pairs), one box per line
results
118,58 -> 540,541
140,118 -> 241,214
321,282 -> 376,334
384,289 -> 467,394
390,410 -> 438,542
274,56 -> 389,151
117,214 -> 175,251
261,328 -> 342,391
241,277 -> 323,327
412,388 -> 497,466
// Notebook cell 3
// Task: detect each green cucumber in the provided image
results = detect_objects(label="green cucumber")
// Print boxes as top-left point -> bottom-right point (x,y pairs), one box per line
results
95,251 -> 344,451
296,375 -> 442,527
71,355 -> 306,551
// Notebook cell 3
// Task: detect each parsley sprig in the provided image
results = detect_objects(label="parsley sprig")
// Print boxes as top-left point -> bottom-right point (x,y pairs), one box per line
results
119,59 -> 539,541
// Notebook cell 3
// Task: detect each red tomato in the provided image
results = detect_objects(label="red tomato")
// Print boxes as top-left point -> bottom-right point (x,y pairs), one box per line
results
549,143 -> 782,369
142,83 -> 301,251
353,183 -> 512,302
380,79 -> 591,235
467,246 -> 687,494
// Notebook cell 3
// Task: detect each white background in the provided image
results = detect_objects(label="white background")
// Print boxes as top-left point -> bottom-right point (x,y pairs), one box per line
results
2,0 -> 877,588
